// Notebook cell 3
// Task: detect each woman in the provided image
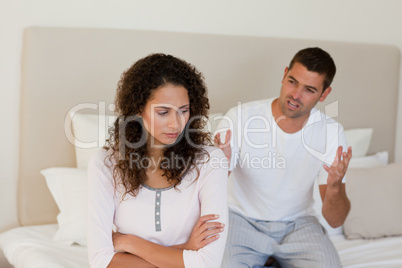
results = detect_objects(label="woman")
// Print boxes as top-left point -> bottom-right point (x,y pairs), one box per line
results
87,53 -> 228,268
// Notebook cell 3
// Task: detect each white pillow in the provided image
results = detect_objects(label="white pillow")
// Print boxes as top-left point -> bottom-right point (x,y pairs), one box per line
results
70,112 -> 116,169
344,128 -> 373,157
348,151 -> 388,169
344,162 -> 402,239
41,167 -> 88,246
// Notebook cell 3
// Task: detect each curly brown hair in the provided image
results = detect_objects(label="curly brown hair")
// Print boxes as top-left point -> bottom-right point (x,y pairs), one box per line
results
104,53 -> 212,198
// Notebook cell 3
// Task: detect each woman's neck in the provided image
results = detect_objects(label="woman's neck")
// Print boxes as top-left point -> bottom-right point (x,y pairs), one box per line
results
145,144 -> 176,189
147,143 -> 164,164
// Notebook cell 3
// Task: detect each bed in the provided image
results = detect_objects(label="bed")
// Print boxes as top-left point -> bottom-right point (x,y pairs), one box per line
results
1,26 -> 402,267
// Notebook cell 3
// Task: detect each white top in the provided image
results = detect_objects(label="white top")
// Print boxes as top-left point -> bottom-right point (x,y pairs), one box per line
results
217,98 -> 347,221
87,146 -> 229,268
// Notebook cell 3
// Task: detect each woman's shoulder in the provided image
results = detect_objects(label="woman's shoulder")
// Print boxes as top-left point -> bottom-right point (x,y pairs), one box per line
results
199,145 -> 226,161
186,146 -> 229,189
196,146 -> 229,173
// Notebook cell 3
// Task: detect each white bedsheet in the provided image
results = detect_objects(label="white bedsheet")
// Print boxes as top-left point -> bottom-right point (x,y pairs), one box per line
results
331,234 -> 402,268
0,224 -> 89,268
1,224 -> 402,267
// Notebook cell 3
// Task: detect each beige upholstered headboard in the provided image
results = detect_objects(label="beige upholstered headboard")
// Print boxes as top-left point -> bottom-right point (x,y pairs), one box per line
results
19,27 -> 400,226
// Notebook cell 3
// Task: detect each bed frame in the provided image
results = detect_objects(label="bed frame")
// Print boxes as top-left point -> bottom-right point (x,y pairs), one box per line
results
19,27 -> 400,226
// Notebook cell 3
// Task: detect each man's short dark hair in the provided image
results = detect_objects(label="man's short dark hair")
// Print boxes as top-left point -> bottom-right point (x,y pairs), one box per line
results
289,47 -> 336,91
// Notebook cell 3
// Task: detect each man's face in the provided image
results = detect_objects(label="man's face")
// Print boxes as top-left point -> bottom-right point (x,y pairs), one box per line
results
278,62 -> 331,120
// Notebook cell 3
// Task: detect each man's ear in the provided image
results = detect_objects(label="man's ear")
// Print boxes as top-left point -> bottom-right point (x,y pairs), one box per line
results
319,87 -> 332,102
282,67 -> 289,82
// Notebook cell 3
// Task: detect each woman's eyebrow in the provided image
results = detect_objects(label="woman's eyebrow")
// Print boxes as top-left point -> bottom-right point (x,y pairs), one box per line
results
154,104 -> 190,109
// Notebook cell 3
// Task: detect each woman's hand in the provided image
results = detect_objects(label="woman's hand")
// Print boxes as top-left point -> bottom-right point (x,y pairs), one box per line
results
112,232 -> 131,253
183,214 -> 225,251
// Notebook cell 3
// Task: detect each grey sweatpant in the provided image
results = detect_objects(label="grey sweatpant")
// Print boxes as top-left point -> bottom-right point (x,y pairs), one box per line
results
221,210 -> 342,268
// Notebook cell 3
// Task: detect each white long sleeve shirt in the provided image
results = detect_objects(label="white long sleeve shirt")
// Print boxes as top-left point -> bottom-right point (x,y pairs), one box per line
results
87,146 -> 228,268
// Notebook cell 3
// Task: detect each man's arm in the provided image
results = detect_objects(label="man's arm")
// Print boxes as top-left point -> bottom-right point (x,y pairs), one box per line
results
320,146 -> 352,228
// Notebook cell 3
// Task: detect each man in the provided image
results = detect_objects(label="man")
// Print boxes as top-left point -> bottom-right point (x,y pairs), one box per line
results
215,47 -> 351,268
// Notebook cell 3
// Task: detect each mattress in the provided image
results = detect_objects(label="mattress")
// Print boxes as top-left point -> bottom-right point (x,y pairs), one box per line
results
1,224 -> 402,267
0,224 -> 89,268
331,234 -> 402,268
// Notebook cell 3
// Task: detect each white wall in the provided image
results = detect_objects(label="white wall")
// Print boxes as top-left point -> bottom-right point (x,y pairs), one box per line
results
1,0 -> 401,234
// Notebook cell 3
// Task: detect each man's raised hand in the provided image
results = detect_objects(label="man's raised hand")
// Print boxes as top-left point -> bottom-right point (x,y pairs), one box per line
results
214,130 -> 232,161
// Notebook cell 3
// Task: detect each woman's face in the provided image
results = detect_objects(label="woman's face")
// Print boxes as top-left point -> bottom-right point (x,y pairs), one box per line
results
141,83 -> 190,147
